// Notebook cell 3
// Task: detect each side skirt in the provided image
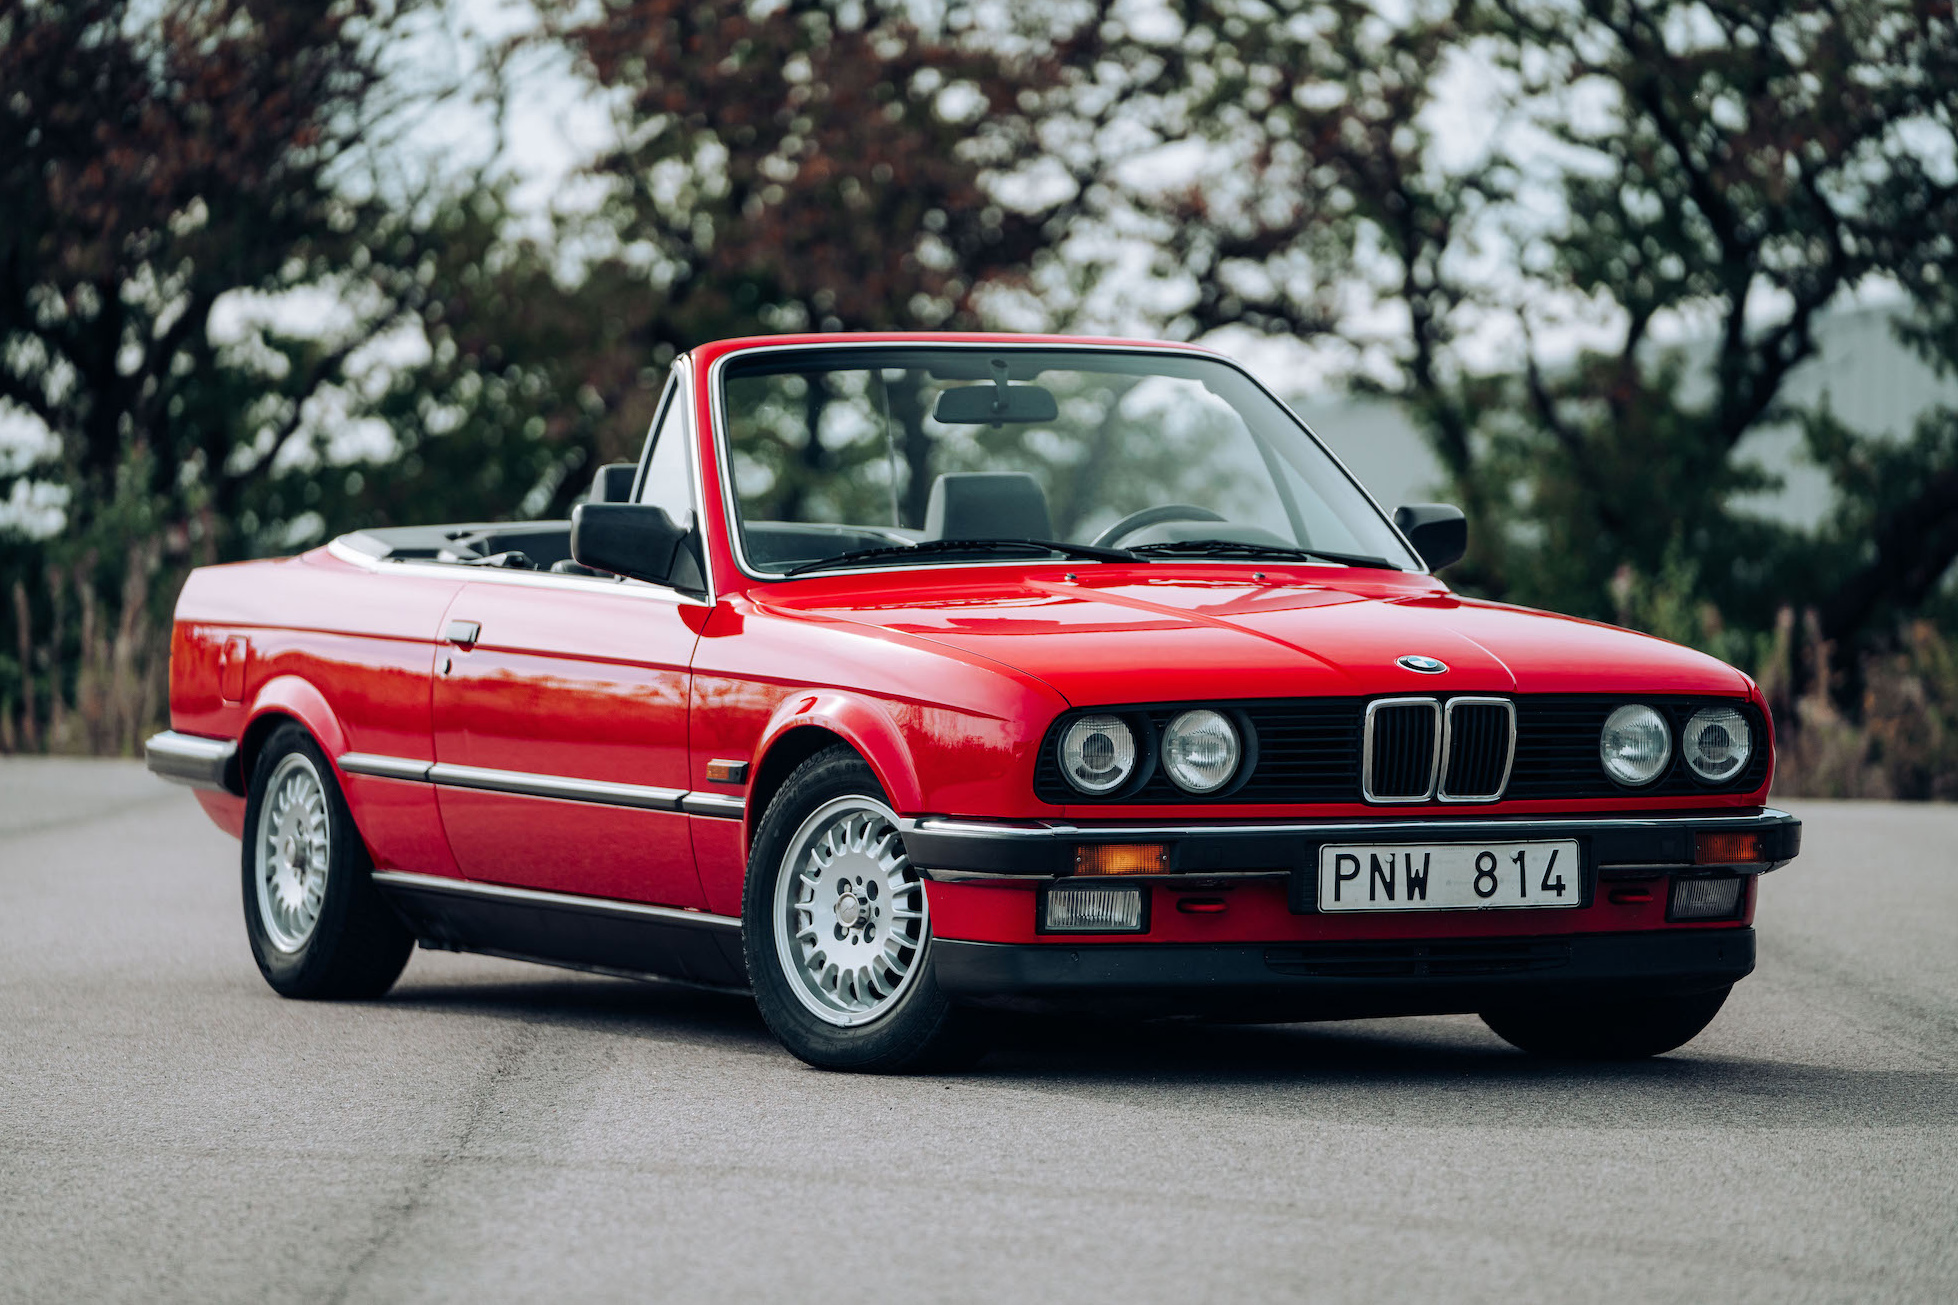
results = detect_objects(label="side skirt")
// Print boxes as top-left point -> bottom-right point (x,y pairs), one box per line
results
371,871 -> 750,992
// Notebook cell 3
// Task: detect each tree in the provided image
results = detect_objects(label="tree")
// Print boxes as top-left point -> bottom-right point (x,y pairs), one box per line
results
0,0 -> 574,750
1056,0 -> 1958,681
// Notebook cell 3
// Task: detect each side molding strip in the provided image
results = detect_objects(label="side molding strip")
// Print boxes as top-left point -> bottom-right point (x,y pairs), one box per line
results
339,753 -> 433,782
427,762 -> 685,811
337,752 -> 745,818
371,870 -> 743,931
679,792 -> 746,817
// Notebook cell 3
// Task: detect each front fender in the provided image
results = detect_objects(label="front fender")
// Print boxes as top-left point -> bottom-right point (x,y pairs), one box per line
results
751,690 -> 923,813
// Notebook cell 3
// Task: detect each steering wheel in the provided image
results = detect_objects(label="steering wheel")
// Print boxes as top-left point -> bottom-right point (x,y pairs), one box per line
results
1091,504 -> 1227,548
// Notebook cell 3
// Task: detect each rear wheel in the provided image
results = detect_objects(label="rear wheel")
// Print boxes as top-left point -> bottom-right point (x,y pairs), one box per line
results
1480,985 -> 1732,1060
241,724 -> 413,999
743,746 -> 980,1072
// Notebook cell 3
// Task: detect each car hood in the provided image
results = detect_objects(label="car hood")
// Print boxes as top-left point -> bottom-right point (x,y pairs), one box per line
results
760,568 -> 1753,705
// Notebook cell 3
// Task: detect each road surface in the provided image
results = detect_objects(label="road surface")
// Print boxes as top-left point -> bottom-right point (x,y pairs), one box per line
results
1,758 -> 1952,1303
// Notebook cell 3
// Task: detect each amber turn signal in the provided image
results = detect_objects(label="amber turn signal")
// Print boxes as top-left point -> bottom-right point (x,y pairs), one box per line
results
1074,843 -> 1167,876
1694,831 -> 1762,865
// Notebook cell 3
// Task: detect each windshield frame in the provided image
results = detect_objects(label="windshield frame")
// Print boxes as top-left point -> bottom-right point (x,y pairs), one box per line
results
704,339 -> 1425,584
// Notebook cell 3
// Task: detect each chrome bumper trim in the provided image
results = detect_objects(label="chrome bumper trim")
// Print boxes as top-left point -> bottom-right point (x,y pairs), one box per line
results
144,731 -> 239,793
900,808 -> 1799,842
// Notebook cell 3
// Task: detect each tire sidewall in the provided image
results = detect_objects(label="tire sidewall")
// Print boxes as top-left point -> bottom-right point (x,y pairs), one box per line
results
240,724 -> 379,996
743,747 -> 960,1071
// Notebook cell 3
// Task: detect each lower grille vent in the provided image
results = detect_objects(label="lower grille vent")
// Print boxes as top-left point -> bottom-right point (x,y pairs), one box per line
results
1264,939 -> 1573,979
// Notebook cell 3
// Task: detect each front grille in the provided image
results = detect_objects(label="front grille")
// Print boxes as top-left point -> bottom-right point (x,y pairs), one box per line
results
1033,700 -> 1364,804
1440,699 -> 1514,801
1365,700 -> 1441,801
1506,697 -> 1771,799
1034,694 -> 1765,805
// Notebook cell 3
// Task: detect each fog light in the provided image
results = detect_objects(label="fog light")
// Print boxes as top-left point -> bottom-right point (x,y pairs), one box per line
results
1074,843 -> 1166,875
1669,876 -> 1743,920
1042,884 -> 1147,933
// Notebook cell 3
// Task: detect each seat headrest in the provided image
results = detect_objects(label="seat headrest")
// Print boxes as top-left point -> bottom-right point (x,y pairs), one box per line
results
585,462 -> 638,505
924,473 -> 1053,541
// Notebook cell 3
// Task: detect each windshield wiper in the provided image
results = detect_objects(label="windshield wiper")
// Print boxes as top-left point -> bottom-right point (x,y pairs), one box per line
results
783,537 -> 1137,577
1130,538 -> 1398,571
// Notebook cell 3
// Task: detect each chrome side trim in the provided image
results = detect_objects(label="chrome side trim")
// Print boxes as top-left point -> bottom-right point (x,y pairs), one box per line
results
370,870 -> 741,931
1436,696 -> 1518,804
426,763 -> 686,811
335,751 -> 743,817
679,793 -> 746,818
1361,697 -> 1443,804
144,730 -> 239,793
338,753 -> 434,782
902,808 -> 1797,842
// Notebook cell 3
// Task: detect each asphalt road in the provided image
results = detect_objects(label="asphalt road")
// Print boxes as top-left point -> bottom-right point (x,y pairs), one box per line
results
2,759 -> 1953,1304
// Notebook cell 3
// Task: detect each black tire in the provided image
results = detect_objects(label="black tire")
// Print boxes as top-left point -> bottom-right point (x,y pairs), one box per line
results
743,745 -> 982,1073
1480,985 -> 1732,1060
241,723 -> 414,1000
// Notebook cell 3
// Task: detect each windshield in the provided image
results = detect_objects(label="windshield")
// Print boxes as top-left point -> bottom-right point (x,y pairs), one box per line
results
717,346 -> 1421,576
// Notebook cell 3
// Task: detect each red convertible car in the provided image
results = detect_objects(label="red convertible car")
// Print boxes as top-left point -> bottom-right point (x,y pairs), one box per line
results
148,333 -> 1799,1070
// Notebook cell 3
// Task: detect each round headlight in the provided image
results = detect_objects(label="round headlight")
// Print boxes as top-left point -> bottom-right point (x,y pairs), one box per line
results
1600,704 -> 1671,786
1058,714 -> 1137,795
1682,706 -> 1751,782
1162,709 -> 1241,794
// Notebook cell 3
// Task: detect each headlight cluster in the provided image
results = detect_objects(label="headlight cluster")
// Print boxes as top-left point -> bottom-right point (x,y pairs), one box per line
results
1056,708 -> 1249,797
1599,704 -> 1753,786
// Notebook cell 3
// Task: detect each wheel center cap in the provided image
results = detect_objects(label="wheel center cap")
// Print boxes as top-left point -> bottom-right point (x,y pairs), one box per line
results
835,893 -> 862,929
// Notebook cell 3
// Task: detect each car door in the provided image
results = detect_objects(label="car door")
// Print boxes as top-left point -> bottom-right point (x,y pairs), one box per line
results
430,380 -> 709,906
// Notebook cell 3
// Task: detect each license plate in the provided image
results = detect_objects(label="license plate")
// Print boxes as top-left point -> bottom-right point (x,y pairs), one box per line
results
1316,840 -> 1582,912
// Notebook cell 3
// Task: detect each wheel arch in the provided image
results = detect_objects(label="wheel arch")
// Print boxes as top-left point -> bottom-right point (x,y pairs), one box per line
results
745,693 -> 922,847
239,675 -> 351,791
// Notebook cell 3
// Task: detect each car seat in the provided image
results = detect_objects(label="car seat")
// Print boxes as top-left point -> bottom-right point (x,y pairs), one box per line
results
924,472 -> 1053,541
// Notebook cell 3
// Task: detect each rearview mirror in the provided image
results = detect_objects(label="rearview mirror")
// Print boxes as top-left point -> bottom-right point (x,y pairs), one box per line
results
571,503 -> 705,593
933,383 -> 1059,425
1393,503 -> 1467,572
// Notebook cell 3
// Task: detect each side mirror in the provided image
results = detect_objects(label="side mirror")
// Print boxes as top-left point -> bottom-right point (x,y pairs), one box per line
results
1393,503 -> 1467,572
571,503 -> 705,593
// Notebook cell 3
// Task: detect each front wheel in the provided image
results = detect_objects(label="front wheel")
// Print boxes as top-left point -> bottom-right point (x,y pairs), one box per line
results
241,723 -> 414,999
1480,985 -> 1732,1060
743,746 -> 978,1072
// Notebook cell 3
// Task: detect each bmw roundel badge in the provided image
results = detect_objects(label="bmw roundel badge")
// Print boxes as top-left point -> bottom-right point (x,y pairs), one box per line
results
1397,654 -> 1448,674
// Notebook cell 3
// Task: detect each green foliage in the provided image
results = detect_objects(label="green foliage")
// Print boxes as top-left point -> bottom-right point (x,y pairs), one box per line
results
4,0 -> 1957,788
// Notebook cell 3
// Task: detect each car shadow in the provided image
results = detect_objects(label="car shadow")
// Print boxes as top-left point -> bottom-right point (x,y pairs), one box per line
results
378,967 -> 1954,1131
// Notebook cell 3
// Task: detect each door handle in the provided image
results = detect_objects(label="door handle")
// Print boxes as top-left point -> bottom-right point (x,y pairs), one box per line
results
444,620 -> 481,648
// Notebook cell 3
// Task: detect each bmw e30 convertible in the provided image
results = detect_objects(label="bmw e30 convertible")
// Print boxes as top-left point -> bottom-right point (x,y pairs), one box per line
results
147,333 -> 1800,1070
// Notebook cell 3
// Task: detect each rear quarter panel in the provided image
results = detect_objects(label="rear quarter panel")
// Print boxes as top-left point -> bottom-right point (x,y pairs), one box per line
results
171,548 -> 462,874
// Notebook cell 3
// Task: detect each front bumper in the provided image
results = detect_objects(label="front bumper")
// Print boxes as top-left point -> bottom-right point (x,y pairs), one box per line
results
900,807 -> 1802,888
933,927 -> 1756,1019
